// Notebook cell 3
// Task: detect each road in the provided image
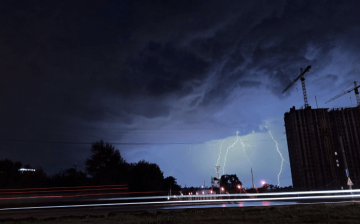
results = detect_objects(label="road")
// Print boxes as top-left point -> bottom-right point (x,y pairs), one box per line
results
0,189 -> 359,218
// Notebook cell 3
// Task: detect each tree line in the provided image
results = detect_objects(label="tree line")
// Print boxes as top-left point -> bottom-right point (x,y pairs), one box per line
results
0,140 -> 181,193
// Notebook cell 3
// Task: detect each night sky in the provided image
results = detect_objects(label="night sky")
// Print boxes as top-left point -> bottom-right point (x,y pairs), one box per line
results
1,0 -> 360,188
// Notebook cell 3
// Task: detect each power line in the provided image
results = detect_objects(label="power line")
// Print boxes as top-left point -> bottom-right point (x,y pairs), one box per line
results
0,139 -> 200,145
0,138 -> 287,145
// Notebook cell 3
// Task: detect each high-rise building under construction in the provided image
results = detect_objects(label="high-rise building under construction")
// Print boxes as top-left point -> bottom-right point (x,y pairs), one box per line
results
284,106 -> 360,190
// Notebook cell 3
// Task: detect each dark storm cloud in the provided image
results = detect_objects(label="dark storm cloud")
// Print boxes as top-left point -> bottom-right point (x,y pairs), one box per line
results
1,0 -> 360,173
126,42 -> 210,96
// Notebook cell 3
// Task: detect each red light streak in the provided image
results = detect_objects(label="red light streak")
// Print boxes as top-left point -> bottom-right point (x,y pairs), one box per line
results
0,187 -> 128,195
0,191 -> 168,200
0,184 -> 127,192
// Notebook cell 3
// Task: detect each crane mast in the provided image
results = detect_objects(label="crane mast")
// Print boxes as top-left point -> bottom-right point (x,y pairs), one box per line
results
282,65 -> 311,108
354,81 -> 360,106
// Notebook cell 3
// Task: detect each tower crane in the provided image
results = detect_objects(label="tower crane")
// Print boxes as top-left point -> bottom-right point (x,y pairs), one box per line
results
282,65 -> 312,108
325,81 -> 360,106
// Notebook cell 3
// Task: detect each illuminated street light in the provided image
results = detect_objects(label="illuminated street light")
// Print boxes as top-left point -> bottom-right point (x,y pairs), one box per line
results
237,185 -> 242,193
261,181 -> 266,186
221,187 -> 225,192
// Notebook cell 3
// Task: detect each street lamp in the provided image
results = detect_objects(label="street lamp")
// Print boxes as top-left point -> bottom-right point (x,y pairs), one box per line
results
237,184 -> 241,193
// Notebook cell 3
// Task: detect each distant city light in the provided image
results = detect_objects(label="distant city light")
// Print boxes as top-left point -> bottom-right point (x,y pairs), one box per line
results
18,168 -> 36,172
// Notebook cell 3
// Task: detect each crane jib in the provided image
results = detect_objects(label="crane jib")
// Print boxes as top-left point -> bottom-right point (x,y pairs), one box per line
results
325,81 -> 360,105
282,65 -> 311,94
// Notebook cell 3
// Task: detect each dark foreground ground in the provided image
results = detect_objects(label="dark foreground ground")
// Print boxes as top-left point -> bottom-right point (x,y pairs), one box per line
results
1,202 -> 360,223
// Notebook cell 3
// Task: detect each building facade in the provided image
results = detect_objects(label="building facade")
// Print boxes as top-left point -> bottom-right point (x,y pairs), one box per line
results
284,106 -> 360,190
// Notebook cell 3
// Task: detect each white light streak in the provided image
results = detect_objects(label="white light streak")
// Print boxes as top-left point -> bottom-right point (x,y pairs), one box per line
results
69,189 -> 360,201
18,168 -> 36,172
216,140 -> 225,166
1,190 -> 360,211
266,126 -> 284,187
223,131 -> 239,174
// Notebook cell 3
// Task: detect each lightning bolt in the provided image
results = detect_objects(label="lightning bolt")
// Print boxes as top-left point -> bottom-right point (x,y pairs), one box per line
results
170,146 -> 192,176
223,131 -> 239,174
277,145 -> 290,164
239,135 -> 252,166
266,126 -> 284,187
216,139 -> 226,166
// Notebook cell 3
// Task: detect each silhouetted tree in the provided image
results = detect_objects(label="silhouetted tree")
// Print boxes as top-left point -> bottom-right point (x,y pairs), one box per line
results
163,176 -> 181,193
129,160 -> 164,192
220,174 -> 242,192
20,166 -> 47,188
0,159 -> 22,188
0,159 -> 47,188
85,140 -> 128,185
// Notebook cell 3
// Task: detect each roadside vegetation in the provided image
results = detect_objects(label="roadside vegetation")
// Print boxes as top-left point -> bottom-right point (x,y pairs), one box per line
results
0,140 -> 180,193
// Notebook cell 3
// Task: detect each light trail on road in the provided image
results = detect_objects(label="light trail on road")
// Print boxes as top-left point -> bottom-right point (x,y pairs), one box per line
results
96,189 -> 360,201
0,189 -> 359,211
0,187 -> 128,195
0,191 -> 170,200
0,185 -> 127,192
0,194 -> 359,211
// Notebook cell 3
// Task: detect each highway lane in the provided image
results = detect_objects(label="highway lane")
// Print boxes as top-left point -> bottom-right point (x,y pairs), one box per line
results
1,199 -> 360,219
1,189 -> 360,218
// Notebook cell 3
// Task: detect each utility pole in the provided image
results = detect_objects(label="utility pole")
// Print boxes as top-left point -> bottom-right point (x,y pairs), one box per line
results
251,167 -> 255,189
339,136 -> 353,190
